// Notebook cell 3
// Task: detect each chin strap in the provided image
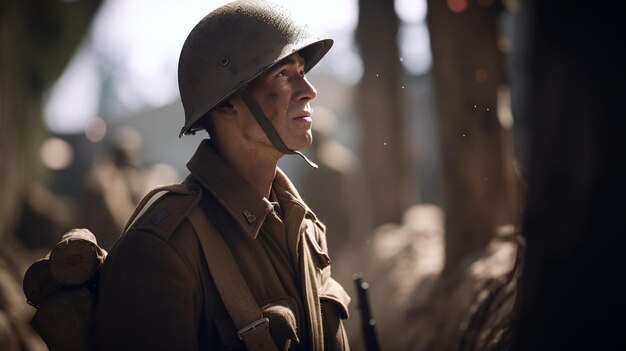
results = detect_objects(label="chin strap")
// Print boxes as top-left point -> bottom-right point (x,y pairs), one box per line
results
238,88 -> 318,169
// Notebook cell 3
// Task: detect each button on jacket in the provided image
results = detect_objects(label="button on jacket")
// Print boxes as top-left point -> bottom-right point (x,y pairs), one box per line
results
95,140 -> 351,350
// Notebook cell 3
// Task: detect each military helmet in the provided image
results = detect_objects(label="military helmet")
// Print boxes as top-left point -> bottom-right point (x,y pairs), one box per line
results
178,0 -> 333,137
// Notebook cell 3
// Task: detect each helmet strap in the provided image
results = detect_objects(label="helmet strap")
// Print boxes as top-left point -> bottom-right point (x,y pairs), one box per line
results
238,88 -> 318,169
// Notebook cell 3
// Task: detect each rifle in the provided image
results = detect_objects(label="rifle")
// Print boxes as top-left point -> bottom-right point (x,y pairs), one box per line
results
352,272 -> 381,351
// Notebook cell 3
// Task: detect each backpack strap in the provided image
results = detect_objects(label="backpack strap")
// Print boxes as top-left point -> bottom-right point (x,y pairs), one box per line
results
122,183 -> 197,234
188,205 -> 278,351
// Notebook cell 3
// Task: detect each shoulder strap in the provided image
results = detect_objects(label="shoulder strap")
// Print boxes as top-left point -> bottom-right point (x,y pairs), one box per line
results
188,206 -> 278,351
123,183 -> 195,234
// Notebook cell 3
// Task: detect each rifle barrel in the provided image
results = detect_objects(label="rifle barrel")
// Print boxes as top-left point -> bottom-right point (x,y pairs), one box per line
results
352,272 -> 381,351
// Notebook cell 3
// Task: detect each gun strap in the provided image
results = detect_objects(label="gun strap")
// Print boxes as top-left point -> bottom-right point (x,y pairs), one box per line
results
188,205 -> 278,351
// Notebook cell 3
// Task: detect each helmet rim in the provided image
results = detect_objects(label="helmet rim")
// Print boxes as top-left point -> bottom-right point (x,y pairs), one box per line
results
177,0 -> 333,137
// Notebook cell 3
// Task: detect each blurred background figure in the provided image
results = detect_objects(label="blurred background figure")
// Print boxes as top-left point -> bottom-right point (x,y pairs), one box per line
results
80,126 -> 143,250
299,106 -> 372,254
80,126 -> 178,250
14,181 -> 78,251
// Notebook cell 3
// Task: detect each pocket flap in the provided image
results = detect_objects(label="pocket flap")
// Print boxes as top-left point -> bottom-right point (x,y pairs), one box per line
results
304,227 -> 331,269
260,296 -> 300,348
320,278 -> 351,320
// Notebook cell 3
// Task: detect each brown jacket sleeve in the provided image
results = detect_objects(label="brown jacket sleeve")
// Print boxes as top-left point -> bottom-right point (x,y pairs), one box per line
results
95,230 -> 200,351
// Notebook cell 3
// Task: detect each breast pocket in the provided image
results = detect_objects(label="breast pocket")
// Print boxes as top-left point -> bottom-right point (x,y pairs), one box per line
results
260,296 -> 300,350
213,296 -> 300,351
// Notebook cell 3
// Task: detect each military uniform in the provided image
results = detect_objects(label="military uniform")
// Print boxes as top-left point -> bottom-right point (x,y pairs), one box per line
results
95,140 -> 351,350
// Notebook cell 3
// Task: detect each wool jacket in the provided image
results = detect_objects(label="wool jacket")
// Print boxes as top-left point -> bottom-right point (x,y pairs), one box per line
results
95,139 -> 350,350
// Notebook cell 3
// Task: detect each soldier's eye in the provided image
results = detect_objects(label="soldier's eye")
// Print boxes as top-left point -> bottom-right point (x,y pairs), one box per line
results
276,69 -> 288,77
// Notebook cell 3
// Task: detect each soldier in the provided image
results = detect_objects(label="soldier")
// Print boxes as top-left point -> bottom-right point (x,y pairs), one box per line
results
95,1 -> 351,350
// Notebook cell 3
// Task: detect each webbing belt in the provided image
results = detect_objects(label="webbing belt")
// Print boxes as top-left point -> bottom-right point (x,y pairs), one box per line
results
188,206 -> 279,351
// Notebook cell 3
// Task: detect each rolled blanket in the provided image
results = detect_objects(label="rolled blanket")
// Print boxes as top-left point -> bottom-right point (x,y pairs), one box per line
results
22,257 -> 60,308
49,228 -> 107,286
30,287 -> 96,351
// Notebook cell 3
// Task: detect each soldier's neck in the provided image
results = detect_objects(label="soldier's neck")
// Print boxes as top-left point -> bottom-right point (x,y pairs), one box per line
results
213,139 -> 279,198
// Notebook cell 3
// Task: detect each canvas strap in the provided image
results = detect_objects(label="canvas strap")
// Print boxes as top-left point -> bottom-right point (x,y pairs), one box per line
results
188,206 -> 278,351
238,87 -> 318,169
122,184 -> 194,233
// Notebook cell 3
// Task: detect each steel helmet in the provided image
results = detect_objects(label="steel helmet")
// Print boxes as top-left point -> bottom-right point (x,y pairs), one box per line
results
178,0 -> 333,139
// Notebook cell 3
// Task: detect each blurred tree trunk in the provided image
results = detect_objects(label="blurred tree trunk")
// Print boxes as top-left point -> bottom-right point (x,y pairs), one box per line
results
0,0 -> 101,244
426,0 -> 516,271
0,1 -> 102,349
355,0 -> 409,227
513,0 -> 625,349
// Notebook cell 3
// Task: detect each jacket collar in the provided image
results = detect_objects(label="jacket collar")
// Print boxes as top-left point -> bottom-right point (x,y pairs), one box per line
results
186,139 -> 274,239
273,168 -> 315,218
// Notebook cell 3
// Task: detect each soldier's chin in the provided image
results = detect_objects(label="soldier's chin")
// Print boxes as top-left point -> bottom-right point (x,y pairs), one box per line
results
263,131 -> 311,153
290,135 -> 313,152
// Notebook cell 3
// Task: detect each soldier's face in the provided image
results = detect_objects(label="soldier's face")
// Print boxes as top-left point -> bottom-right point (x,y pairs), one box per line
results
238,53 -> 318,152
